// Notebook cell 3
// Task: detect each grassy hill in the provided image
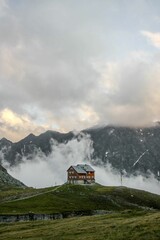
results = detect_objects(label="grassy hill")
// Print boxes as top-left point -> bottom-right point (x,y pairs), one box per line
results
1,184 -> 160,214
0,211 -> 160,240
1,184 -> 160,239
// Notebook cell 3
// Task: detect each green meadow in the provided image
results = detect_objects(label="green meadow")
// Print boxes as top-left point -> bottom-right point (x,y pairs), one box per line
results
0,211 -> 160,240
1,184 -> 160,239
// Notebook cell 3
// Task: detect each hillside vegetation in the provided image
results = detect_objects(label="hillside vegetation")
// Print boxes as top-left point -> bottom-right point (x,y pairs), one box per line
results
1,184 -> 160,239
1,184 -> 160,214
0,211 -> 160,240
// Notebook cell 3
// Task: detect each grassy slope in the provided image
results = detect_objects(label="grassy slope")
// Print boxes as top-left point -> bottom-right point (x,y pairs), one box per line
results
0,211 -> 160,240
1,184 -> 160,214
0,186 -> 58,203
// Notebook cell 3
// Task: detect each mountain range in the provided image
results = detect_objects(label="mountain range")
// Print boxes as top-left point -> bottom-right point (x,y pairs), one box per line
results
0,125 -> 160,178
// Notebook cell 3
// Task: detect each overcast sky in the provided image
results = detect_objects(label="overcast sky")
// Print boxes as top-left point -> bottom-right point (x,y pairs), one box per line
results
1,0 -> 160,141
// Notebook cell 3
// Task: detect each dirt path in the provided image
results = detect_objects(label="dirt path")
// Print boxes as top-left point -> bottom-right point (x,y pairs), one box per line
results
3,185 -> 62,203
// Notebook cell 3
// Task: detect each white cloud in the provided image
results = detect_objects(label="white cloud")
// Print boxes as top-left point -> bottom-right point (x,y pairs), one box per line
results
91,56 -> 160,127
1,1 -> 160,140
7,134 -> 160,195
0,108 -> 48,141
8,133 -> 94,187
141,31 -> 160,48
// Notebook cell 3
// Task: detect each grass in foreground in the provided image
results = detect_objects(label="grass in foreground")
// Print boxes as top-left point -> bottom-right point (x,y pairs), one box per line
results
0,211 -> 160,240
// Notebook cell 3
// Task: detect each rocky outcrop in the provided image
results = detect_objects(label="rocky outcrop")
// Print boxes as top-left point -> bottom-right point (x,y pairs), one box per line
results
0,164 -> 26,188
0,210 -> 110,222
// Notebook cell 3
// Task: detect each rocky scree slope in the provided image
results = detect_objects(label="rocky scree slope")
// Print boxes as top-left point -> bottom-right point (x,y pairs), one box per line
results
0,164 -> 25,188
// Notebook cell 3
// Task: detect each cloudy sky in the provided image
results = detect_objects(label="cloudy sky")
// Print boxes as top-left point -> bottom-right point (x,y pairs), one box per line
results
1,0 -> 160,141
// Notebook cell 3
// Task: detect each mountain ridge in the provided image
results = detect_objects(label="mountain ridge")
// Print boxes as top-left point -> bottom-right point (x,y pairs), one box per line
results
1,125 -> 160,178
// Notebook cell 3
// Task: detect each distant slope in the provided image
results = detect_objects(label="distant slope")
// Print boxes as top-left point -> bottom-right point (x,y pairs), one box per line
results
0,131 -> 74,166
1,125 -> 160,177
1,184 -> 160,214
0,164 -> 26,188
84,125 -> 160,176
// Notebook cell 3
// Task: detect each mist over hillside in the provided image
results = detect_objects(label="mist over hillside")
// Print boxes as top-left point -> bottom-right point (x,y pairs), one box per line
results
0,125 -> 160,193
1,125 -> 160,175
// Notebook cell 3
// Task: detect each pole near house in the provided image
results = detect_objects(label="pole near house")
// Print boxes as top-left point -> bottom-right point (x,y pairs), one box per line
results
157,171 -> 160,182
120,155 -> 125,186
120,170 -> 123,186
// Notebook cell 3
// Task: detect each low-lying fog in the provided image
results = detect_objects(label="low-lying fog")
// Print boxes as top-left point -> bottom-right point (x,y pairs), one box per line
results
2,133 -> 160,195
